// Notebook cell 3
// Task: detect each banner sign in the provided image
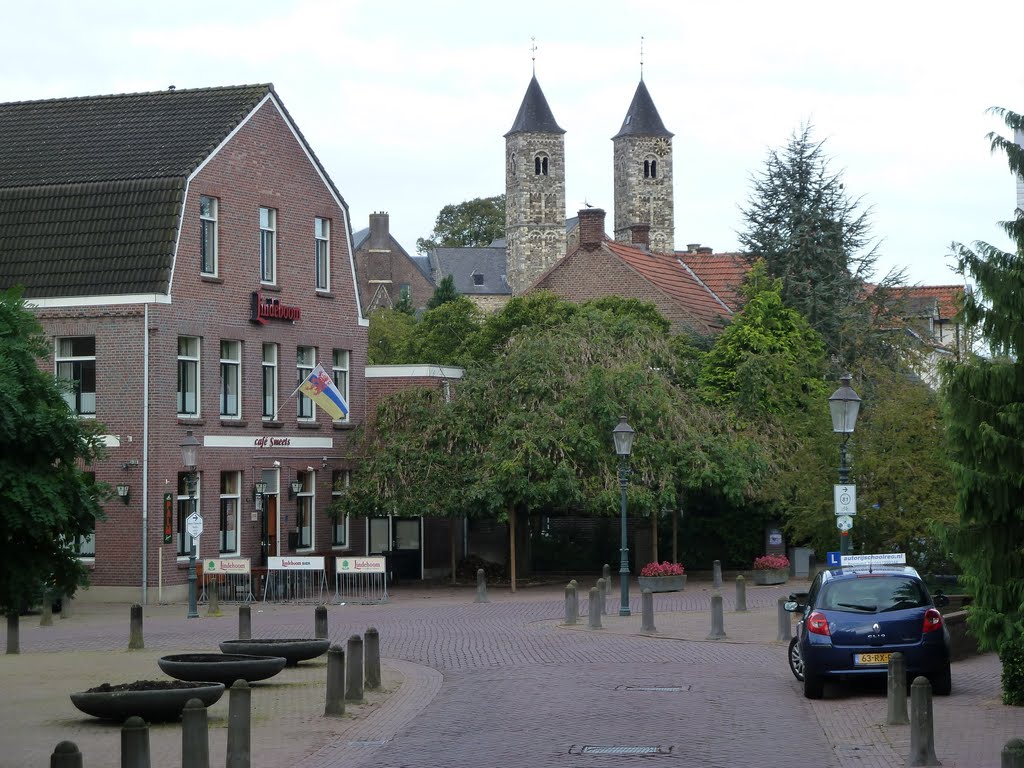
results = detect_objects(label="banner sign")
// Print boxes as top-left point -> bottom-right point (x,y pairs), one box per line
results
840,553 -> 906,566
268,556 -> 325,571
336,556 -> 386,574
204,558 -> 251,575
163,493 -> 174,544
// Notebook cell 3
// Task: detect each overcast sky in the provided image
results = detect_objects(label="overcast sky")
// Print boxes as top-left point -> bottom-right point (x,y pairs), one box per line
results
5,1 -> 1022,287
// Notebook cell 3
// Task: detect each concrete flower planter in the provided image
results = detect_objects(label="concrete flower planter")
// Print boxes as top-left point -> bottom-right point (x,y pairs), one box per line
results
637,575 -> 686,592
219,638 -> 329,667
70,680 -> 225,722
158,653 -> 287,685
752,569 -> 788,586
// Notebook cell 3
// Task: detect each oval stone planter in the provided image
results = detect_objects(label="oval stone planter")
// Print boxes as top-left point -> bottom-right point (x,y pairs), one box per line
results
158,653 -> 287,686
752,569 -> 789,586
637,574 -> 686,592
70,680 -> 225,722
218,638 -> 329,667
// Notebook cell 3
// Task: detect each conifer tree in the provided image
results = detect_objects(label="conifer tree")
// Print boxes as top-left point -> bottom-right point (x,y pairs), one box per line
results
426,274 -> 459,310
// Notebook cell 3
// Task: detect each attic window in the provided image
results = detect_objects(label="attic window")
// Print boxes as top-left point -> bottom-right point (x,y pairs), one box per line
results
473,272 -> 485,287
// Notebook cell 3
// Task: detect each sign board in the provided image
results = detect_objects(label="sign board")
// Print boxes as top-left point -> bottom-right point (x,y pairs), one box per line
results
336,556 -> 386,574
204,558 -> 251,575
834,484 -> 857,516
163,493 -> 174,544
186,512 -> 203,539
840,553 -> 906,567
826,551 -> 842,566
836,514 -> 853,532
268,556 -> 325,571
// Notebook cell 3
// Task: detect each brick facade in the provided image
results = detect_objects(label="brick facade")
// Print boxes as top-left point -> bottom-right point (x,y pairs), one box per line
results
354,212 -> 435,312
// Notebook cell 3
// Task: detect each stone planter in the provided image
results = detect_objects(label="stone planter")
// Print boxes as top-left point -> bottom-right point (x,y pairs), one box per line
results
158,653 -> 287,685
637,574 -> 686,593
70,681 -> 225,722
219,638 -> 329,667
752,569 -> 788,586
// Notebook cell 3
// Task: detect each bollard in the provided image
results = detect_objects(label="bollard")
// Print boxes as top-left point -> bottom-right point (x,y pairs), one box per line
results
641,589 -> 656,633
602,564 -> 611,591
886,652 -> 909,725
60,594 -> 73,619
597,578 -> 607,615
40,592 -> 53,627
346,634 -> 364,701
49,741 -> 83,768
364,627 -> 381,690
707,592 -> 726,640
474,568 -> 489,603
6,613 -> 18,654
908,676 -> 940,767
776,597 -> 792,642
712,559 -> 722,589
120,716 -> 151,768
325,644 -> 346,716
735,575 -> 747,612
206,580 -> 220,617
238,604 -> 251,640
225,679 -> 251,768
181,698 -> 210,768
587,587 -> 602,629
564,583 -> 578,625
315,604 -> 328,639
1003,738 -> 1024,768
128,603 -> 144,650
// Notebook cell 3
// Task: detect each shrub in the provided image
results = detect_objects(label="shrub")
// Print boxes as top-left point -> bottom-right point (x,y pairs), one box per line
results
640,561 -> 685,577
752,554 -> 790,571
1000,635 -> 1024,706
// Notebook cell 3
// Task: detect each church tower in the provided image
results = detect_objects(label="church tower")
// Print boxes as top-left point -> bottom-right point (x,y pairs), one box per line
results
505,75 -> 567,294
613,80 -> 674,253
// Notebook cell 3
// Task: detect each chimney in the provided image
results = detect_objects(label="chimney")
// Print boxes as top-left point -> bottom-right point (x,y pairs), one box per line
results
686,243 -> 701,253
629,224 -> 651,250
697,246 -> 713,255
369,212 -> 390,251
578,208 -> 606,250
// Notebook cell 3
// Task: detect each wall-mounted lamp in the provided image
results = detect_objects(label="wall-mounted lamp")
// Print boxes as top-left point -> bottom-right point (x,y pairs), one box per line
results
254,480 -> 268,510
116,483 -> 130,504
321,456 -> 329,469
289,479 -> 303,499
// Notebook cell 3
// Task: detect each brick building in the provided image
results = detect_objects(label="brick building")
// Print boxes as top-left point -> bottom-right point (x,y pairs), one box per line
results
352,212 -> 435,313
0,84 -> 372,603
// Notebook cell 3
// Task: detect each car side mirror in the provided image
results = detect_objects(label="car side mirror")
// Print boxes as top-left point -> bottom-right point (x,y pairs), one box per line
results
784,600 -> 801,612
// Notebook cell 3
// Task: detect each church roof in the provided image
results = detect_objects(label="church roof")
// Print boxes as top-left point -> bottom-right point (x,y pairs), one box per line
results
612,80 -> 673,139
429,243 -> 511,296
505,75 -> 565,136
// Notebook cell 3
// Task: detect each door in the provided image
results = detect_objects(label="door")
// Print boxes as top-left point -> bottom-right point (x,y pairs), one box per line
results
369,517 -> 391,555
392,517 -> 422,581
266,495 -> 278,559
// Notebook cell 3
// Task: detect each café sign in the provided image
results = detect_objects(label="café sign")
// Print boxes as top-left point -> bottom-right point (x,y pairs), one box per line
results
251,289 -> 301,325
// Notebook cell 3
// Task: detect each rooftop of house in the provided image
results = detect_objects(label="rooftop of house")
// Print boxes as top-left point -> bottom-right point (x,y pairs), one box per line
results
429,243 -> 510,295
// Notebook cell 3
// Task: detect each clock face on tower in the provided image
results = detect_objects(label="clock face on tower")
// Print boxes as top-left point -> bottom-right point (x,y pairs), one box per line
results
652,138 -> 670,157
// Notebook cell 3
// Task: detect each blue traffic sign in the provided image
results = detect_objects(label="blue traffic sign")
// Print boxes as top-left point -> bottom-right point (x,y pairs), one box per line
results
826,551 -> 842,566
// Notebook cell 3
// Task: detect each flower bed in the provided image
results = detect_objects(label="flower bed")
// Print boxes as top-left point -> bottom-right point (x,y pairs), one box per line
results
638,562 -> 686,592
752,554 -> 790,585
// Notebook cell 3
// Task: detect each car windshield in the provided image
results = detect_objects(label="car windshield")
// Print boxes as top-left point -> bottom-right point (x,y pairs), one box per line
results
819,576 -> 928,613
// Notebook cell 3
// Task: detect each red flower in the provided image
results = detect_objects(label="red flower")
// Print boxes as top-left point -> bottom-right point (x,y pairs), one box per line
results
640,561 -> 685,577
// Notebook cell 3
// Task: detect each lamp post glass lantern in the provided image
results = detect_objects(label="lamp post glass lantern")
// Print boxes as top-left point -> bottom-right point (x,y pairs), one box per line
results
613,416 -> 635,617
254,480 -> 269,565
828,375 -> 860,555
180,430 -> 201,619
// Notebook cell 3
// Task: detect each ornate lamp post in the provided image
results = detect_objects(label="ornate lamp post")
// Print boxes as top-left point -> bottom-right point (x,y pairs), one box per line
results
828,374 -> 861,556
254,480 -> 268,565
612,416 -> 636,617
180,430 -> 201,619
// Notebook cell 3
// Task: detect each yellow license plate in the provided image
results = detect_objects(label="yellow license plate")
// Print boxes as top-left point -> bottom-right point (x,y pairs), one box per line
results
855,653 -> 891,665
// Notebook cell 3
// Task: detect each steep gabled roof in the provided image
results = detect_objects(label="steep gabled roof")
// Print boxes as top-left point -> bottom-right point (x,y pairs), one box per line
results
677,251 -> 748,311
612,80 -> 673,140
430,244 -> 510,295
505,75 -> 565,136
891,284 -> 965,319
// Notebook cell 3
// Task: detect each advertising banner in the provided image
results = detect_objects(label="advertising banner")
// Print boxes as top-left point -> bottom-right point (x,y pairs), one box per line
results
204,558 -> 251,574
268,556 -> 325,571
336,556 -> 386,574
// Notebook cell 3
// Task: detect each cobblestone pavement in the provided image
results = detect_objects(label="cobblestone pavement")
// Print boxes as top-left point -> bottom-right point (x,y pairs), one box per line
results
2,578 -> 1017,768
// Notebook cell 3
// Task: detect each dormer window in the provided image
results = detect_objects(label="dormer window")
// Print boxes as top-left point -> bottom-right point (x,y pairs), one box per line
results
473,272 -> 485,287
534,153 -> 549,176
644,158 -> 658,179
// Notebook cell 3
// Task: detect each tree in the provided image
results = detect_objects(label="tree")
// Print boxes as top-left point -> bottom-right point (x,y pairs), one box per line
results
367,308 -> 416,365
0,289 -> 105,651
408,296 -> 483,366
941,108 -> 1024,677
426,274 -> 459,310
416,194 -> 506,255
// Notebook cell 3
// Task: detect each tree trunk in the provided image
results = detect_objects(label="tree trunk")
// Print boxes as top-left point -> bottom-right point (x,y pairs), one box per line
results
509,506 -> 517,593
6,612 -> 19,655
651,511 -> 659,564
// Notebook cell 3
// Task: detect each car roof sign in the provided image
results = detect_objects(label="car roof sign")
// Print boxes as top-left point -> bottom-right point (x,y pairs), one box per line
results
840,553 -> 906,567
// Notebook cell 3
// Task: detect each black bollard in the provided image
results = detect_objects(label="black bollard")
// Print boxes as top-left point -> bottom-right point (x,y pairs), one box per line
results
5,613 -> 18,655
641,589 -> 656,633
128,603 -> 144,650
707,592 -> 726,640
886,652 -> 909,725
226,680 -> 251,768
735,575 -> 747,612
120,716 -> 150,768
238,603 -> 251,640
315,604 -> 328,639
325,644 -> 346,716
364,627 -> 381,690
564,583 -> 578,625
587,587 -> 602,629
908,676 -> 940,766
346,634 -> 364,701
181,698 -> 210,768
49,740 -> 83,768
474,568 -> 489,603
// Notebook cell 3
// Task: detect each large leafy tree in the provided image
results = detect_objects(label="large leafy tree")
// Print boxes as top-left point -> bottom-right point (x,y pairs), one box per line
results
416,194 -> 506,255
0,289 -> 105,649
942,107 -> 1024,663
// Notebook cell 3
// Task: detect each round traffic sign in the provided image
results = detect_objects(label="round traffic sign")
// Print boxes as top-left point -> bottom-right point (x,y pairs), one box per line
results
836,514 -> 853,532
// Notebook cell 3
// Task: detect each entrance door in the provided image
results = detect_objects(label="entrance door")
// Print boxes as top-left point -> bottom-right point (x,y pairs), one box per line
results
393,518 -> 422,581
266,495 -> 278,558
368,517 -> 391,555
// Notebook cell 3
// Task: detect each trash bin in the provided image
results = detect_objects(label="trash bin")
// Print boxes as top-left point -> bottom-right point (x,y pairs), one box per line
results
788,547 -> 814,578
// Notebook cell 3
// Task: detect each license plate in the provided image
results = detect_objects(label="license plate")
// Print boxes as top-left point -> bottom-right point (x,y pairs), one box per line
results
855,652 -> 891,666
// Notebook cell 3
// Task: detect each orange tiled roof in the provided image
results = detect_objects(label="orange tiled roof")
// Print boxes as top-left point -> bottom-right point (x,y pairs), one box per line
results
890,285 -> 964,320
676,252 -> 749,311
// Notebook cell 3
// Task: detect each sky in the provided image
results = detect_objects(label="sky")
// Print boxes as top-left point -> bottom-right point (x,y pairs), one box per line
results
4,0 -> 1023,287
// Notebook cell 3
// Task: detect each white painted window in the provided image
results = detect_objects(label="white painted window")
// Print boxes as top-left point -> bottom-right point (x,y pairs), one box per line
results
295,470 -> 314,549
260,207 -> 277,283
177,337 -> 200,417
56,337 -> 96,416
262,343 -> 278,420
315,217 -> 330,291
297,346 -> 315,420
219,471 -> 240,554
200,196 -> 218,274
220,340 -> 241,418
332,349 -> 350,423
331,470 -> 350,547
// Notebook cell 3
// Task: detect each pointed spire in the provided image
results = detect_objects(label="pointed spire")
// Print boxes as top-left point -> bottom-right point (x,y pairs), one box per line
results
505,75 -> 565,136
612,80 -> 673,139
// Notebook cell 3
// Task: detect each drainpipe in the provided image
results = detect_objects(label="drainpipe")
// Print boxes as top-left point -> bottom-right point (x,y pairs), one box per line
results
141,302 -> 150,605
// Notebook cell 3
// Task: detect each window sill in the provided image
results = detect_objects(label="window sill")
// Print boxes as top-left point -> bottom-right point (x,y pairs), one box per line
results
259,283 -> 281,293
331,545 -> 351,551
177,417 -> 205,426
220,419 -> 248,428
315,290 -> 334,299
261,420 -> 284,429
332,421 -> 355,431
297,421 -> 321,430
200,275 -> 224,284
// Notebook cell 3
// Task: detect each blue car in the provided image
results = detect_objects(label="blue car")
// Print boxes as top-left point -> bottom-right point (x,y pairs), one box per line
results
786,564 -> 951,699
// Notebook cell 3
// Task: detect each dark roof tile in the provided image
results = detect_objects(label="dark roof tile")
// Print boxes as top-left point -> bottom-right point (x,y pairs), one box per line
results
505,76 -> 565,136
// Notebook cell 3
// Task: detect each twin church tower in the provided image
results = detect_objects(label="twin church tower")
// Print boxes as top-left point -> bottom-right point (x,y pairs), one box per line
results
504,74 -> 675,294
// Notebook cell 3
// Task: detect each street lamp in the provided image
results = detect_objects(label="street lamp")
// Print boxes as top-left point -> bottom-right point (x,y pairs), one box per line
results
612,416 -> 636,617
254,480 -> 269,565
180,430 -> 201,619
829,374 -> 861,556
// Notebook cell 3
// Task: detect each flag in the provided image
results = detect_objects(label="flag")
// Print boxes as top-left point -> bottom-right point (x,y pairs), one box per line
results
298,363 -> 349,420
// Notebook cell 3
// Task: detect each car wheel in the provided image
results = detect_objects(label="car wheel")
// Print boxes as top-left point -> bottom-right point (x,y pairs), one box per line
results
803,673 -> 824,699
788,637 -> 805,681
930,663 -> 952,696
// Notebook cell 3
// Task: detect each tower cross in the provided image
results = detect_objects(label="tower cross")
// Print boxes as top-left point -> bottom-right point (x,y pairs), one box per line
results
531,37 -> 538,74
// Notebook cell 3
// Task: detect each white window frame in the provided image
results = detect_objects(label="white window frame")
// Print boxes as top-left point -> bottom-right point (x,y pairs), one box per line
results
332,349 -> 350,423
219,340 -> 241,419
315,217 -> 330,291
219,471 -> 241,555
55,336 -> 96,417
260,207 -> 277,284
177,337 -> 201,417
331,470 -> 350,548
262,343 -> 278,420
200,196 -> 218,275
296,346 -> 316,420
296,470 -> 314,550
176,473 -> 201,559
